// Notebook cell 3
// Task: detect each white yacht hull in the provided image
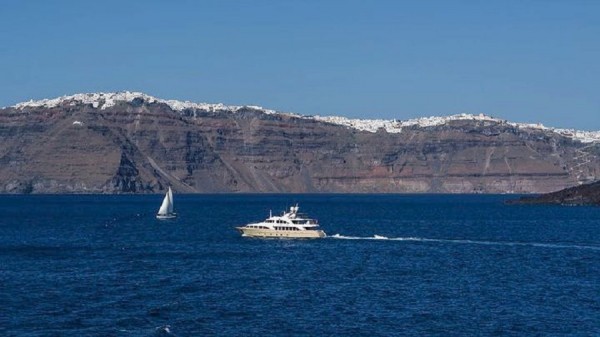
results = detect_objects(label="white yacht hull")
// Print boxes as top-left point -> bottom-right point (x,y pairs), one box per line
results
236,227 -> 326,239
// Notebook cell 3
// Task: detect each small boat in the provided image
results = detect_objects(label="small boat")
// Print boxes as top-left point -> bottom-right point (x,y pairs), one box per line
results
156,186 -> 177,220
236,204 -> 326,239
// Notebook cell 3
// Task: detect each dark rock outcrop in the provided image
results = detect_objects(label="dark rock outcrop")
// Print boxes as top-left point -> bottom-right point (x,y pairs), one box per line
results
510,180 -> 600,206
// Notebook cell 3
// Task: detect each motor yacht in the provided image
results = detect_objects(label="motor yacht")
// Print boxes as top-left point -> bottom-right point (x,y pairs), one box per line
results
236,205 -> 326,239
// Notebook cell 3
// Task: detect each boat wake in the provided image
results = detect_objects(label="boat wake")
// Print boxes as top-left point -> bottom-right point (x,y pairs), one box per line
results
329,234 -> 600,251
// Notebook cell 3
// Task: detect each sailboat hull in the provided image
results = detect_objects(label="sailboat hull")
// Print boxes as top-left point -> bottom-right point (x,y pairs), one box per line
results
156,213 -> 177,220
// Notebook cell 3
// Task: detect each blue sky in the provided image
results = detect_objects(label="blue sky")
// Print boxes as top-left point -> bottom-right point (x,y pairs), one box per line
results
1,0 -> 598,130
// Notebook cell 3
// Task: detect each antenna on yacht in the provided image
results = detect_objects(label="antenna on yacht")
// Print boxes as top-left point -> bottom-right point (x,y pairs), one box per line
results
269,209 -> 272,217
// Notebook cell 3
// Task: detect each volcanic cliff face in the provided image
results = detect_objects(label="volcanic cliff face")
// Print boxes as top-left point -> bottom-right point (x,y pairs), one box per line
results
1,92 -> 599,194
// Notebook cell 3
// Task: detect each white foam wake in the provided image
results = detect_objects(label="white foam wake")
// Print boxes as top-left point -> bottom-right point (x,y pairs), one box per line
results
329,234 -> 600,251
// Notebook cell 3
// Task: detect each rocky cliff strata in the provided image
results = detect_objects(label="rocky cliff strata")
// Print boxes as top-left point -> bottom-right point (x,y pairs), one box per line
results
1,92 -> 599,194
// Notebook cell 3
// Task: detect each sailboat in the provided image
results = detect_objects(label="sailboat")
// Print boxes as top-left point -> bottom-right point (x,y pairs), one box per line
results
156,186 -> 177,219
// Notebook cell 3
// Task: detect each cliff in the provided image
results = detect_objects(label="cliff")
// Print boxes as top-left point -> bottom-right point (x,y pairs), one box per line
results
1,92 -> 599,194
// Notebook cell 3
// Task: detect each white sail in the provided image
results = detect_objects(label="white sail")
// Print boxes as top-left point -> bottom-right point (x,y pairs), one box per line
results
167,187 -> 174,213
157,190 -> 171,215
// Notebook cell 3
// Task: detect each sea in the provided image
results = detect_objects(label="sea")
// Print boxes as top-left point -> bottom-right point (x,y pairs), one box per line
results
1,194 -> 599,336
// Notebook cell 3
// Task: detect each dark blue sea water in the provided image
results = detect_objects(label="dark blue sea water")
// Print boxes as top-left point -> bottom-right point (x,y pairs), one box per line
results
1,194 -> 599,336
